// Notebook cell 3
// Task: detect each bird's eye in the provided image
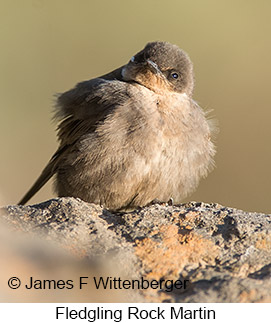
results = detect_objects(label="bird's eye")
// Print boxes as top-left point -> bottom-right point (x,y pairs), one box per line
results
130,52 -> 145,64
171,72 -> 179,79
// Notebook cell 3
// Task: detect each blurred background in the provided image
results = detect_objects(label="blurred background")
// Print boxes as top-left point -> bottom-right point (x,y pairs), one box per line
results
0,0 -> 270,213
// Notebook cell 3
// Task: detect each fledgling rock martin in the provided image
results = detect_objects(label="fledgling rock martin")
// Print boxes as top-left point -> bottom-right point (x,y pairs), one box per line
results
19,41 -> 216,211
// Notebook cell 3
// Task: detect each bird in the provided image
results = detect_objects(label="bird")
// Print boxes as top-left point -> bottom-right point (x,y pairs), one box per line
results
18,41 -> 216,211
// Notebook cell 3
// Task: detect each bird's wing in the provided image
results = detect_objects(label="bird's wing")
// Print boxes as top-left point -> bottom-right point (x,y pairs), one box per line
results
18,74 -> 130,205
55,75 -> 131,146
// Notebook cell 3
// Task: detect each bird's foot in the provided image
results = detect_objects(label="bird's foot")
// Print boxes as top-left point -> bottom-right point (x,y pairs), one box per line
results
147,197 -> 174,207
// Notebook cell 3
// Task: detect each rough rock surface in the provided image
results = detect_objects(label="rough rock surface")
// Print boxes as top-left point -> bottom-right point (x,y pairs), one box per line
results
1,197 -> 271,302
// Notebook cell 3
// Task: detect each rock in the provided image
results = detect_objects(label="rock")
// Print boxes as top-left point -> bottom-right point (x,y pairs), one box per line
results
1,197 -> 271,302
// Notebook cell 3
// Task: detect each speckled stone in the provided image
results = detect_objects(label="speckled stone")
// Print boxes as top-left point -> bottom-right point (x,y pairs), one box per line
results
1,198 -> 271,302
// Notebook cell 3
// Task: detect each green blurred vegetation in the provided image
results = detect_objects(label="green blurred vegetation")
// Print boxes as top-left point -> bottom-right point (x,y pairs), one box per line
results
1,0 -> 270,213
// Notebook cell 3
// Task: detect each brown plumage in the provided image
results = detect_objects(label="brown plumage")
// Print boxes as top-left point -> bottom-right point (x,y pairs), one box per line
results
19,41 -> 216,211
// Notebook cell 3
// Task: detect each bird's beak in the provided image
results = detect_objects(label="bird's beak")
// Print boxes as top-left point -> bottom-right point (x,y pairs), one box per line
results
146,59 -> 161,75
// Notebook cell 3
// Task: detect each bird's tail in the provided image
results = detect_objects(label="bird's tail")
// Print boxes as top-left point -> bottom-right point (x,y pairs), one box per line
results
18,150 -> 61,205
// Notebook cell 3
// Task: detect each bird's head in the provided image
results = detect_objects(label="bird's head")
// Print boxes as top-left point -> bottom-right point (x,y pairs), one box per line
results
122,41 -> 194,96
